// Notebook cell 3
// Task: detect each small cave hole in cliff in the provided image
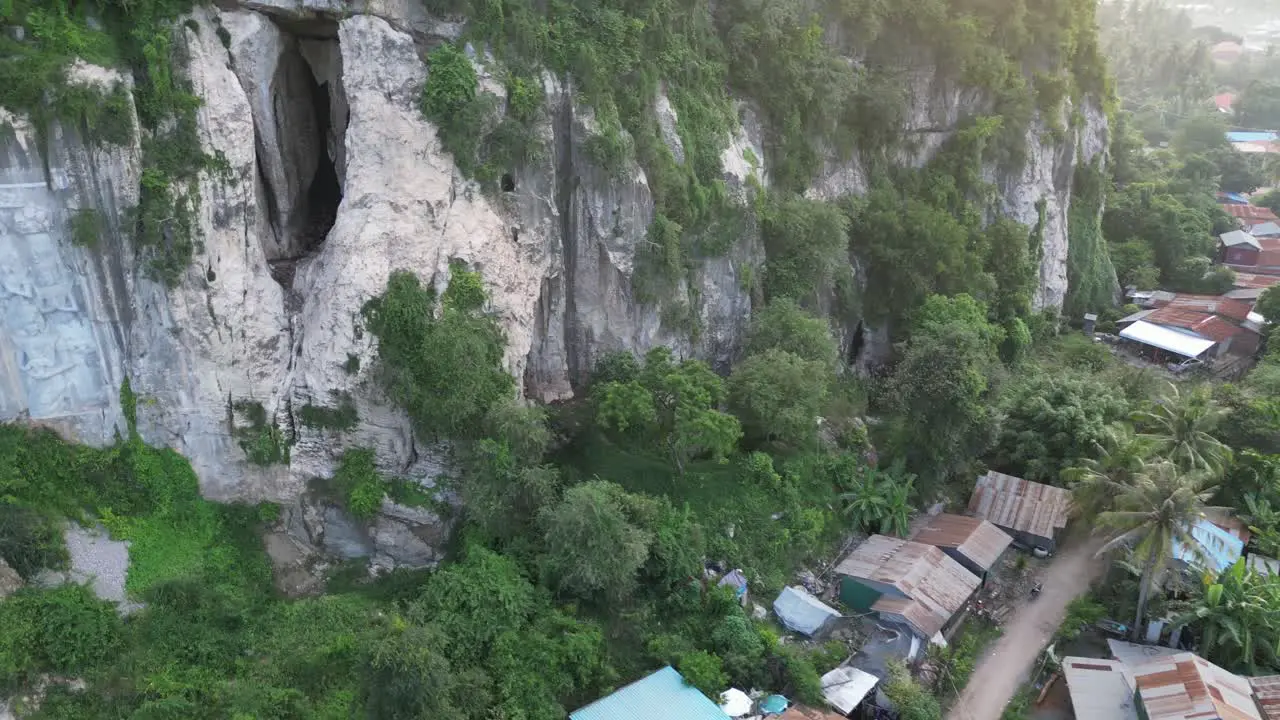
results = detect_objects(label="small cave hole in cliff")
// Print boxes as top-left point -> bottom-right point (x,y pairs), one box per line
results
300,78 -> 341,249
501,173 -> 515,192
847,320 -> 865,366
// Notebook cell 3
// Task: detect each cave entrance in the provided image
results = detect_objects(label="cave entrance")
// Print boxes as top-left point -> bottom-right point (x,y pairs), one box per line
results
296,76 -> 340,254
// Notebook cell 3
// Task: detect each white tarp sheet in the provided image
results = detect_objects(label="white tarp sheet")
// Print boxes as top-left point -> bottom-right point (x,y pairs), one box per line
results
772,586 -> 841,637
1119,321 -> 1215,358
821,666 -> 879,714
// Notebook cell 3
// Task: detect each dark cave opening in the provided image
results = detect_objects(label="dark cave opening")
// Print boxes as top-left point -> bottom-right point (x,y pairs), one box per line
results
847,320 -> 865,366
297,77 -> 341,253
500,173 -> 515,192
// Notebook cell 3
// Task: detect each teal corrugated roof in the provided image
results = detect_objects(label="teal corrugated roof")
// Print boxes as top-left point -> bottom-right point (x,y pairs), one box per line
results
569,666 -> 732,720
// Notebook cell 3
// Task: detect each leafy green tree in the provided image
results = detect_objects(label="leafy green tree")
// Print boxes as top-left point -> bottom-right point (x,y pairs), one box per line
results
1256,286 -> 1280,328
761,197 -> 850,303
1133,384 -> 1232,476
364,621 -> 467,719
728,349 -> 829,450
461,440 -> 562,546
884,295 -> 1003,491
746,298 -> 839,367
1236,80 -> 1280,131
538,480 -> 652,601
992,373 -> 1129,482
1095,462 -> 1226,640
1173,559 -> 1280,674
595,348 -> 742,474
677,650 -> 728,699
364,270 -> 513,439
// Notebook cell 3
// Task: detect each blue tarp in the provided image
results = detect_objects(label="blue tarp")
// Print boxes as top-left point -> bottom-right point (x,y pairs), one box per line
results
717,569 -> 748,599
772,586 -> 841,637
1227,131 -> 1279,143
1218,191 -> 1250,204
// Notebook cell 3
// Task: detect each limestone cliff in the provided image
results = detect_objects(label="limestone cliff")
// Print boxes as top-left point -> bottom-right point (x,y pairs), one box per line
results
0,2 -> 1108,571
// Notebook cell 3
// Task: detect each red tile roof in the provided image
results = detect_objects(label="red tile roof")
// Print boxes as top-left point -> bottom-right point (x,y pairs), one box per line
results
1215,93 -> 1237,112
1222,204 -> 1280,223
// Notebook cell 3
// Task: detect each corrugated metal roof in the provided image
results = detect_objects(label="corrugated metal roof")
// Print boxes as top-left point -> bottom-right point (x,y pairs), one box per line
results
1132,653 -> 1262,720
1108,640 -> 1183,666
780,706 -> 847,720
1222,230 -> 1263,249
1249,675 -> 1280,719
1248,554 -> 1280,576
872,595 -> 948,638
968,471 -> 1071,542
1062,656 -> 1140,720
1250,221 -> 1280,237
913,513 -> 1012,571
835,536 -> 979,638
1222,204 -> 1280,222
1166,295 -> 1255,323
569,666 -> 732,720
1120,321 -> 1217,358
1232,273 -> 1280,290
1227,131 -> 1279,143
820,666 -> 879,715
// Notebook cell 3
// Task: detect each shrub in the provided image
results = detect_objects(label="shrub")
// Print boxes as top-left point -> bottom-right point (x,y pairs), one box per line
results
298,392 -> 359,431
0,503 -> 67,578
332,448 -> 387,520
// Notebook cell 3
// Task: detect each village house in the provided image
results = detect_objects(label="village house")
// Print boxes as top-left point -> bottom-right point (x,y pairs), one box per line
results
1119,292 -> 1266,361
1060,650 -> 1280,720
1220,203 -> 1280,229
911,513 -> 1012,583
569,666 -> 731,720
968,471 -> 1071,553
834,536 -> 980,643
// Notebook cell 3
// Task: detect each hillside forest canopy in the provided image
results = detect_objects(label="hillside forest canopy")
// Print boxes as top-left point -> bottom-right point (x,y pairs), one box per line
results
5,0 -> 1280,718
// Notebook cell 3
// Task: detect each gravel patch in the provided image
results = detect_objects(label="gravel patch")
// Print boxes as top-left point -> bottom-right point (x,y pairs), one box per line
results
35,522 -> 141,614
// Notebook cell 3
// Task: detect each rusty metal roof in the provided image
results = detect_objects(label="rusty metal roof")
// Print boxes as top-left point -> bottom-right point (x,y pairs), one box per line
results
913,513 -> 1012,571
968,471 -> 1070,542
1232,272 -> 1280,290
1164,295 -> 1255,323
1249,675 -> 1280,719
779,705 -> 848,720
1133,653 -> 1262,720
836,535 -> 980,638
1222,204 -> 1280,222
1145,307 -> 1245,343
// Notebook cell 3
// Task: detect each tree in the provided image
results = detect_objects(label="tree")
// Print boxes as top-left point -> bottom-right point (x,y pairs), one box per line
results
838,462 -> 915,537
1173,558 -> 1280,674
538,480 -> 652,601
1256,286 -> 1280,327
728,349 -> 829,449
363,270 -> 513,439
881,661 -> 941,720
746,298 -> 839,367
992,373 -> 1129,482
1063,423 -> 1152,520
1095,462 -> 1227,640
595,348 -> 742,474
884,295 -> 1003,492
1133,384 -> 1231,476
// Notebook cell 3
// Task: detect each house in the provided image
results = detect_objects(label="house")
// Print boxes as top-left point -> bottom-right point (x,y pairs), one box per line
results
1171,518 -> 1245,574
834,535 -> 980,642
779,705 -> 847,720
1221,229 -> 1264,264
1061,652 -> 1268,720
1227,131 -> 1278,144
968,471 -> 1071,552
1117,293 -> 1265,359
569,666 -> 732,720
1214,93 -> 1237,115
911,513 -> 1012,582
773,586 -> 842,638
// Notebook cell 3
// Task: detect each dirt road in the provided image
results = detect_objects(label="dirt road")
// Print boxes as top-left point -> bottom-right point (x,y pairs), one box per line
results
945,536 -> 1107,720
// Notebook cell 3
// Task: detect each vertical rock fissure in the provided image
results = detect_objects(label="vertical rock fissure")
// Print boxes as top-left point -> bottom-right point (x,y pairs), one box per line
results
553,88 -> 582,388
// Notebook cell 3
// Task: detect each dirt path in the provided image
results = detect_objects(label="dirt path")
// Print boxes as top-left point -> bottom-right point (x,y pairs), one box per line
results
945,536 -> 1107,720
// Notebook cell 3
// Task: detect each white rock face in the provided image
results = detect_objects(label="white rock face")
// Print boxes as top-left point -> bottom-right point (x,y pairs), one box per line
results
0,2 -> 1110,571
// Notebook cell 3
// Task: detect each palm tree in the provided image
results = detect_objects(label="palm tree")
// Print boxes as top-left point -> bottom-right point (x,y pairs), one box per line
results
840,461 -> 915,537
1095,461 -> 1228,640
1133,384 -> 1232,476
1173,559 -> 1280,673
1063,423 -> 1153,519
